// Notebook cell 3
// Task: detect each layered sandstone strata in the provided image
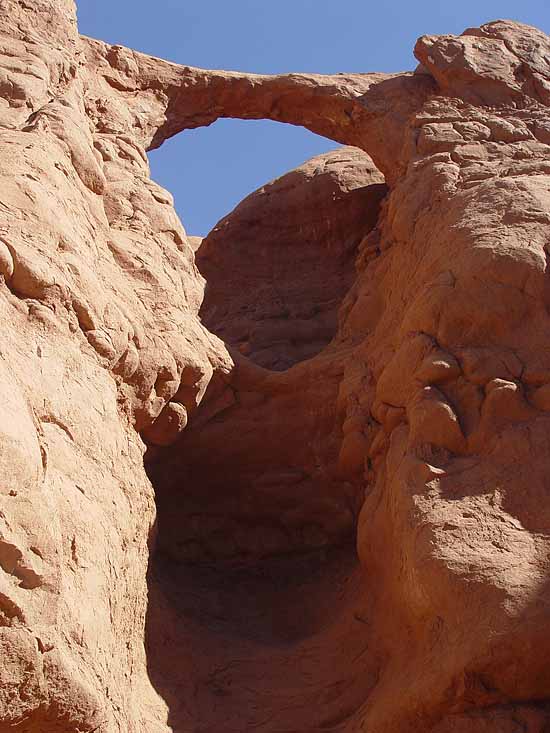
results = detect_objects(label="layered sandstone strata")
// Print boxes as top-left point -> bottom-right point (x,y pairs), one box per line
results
1,3 -> 550,731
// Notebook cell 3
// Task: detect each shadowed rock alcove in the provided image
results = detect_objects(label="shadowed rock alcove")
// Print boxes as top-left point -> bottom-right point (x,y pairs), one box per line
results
143,129 -> 388,732
144,138 -> 387,564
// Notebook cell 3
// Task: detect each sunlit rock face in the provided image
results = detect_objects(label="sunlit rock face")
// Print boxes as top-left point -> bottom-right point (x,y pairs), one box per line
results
2,3 -> 550,730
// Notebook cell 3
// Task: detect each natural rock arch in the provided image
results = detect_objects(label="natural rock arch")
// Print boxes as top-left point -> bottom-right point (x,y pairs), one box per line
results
2,3 -> 550,731
81,34 -> 433,182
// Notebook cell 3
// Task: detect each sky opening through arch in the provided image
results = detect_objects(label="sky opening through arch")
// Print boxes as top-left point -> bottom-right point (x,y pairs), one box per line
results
78,0 -> 550,235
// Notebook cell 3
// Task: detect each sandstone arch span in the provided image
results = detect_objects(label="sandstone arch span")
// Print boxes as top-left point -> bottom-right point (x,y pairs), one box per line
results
81,34 -> 434,183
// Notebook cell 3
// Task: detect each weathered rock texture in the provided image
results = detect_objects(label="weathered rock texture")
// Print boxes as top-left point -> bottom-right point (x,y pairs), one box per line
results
198,147 -> 386,370
2,3 -> 550,731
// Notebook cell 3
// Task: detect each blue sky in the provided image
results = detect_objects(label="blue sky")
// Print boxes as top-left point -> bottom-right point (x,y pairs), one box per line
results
78,1 -> 550,236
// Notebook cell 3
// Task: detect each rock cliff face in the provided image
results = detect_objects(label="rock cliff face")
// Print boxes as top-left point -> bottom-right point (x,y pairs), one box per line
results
198,147 -> 386,370
2,3 -> 550,731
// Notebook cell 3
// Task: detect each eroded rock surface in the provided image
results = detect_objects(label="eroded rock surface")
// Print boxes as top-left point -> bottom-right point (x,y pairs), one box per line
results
2,4 -> 550,732
198,147 -> 386,370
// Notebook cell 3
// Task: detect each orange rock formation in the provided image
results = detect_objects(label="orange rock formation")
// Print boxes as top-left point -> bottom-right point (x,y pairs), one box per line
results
1,2 -> 550,730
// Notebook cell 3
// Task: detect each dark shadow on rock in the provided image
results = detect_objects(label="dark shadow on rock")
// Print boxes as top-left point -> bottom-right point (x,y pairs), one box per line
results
144,544 -> 380,733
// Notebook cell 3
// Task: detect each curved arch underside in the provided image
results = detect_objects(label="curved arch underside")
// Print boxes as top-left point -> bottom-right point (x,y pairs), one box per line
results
82,34 -> 434,184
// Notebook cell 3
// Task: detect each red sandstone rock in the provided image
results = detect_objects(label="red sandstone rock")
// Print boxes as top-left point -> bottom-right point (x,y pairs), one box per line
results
1,4 -> 550,731
197,147 -> 386,370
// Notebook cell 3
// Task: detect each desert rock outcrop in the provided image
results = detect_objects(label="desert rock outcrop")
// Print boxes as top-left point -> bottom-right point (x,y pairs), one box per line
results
198,147 -> 386,370
1,3 -> 550,732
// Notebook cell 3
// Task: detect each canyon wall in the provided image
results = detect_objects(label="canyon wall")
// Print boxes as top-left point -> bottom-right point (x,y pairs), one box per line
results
1,2 -> 550,731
